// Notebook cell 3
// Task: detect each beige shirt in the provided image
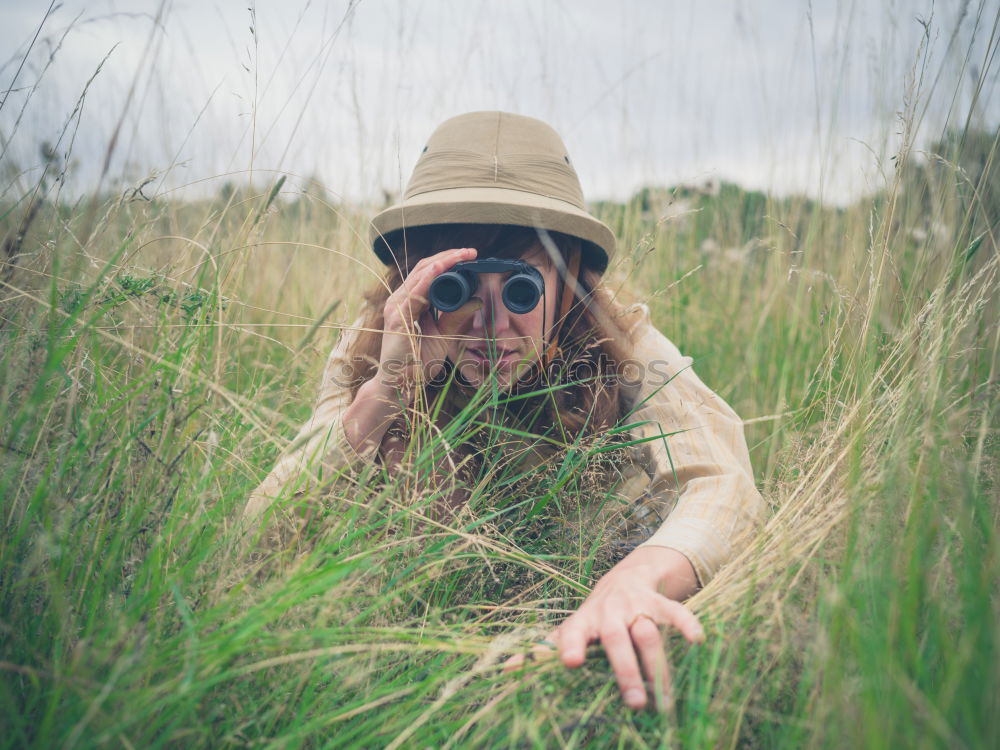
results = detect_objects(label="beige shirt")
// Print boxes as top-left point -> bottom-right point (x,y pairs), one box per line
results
243,302 -> 766,586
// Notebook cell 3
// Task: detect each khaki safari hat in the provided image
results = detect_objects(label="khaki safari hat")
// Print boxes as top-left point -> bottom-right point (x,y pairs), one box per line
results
370,111 -> 616,273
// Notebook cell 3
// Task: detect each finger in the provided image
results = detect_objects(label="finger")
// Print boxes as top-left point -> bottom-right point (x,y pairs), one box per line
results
530,634 -> 560,662
383,291 -> 427,338
502,653 -> 525,673
389,249 -> 469,309
502,632 -> 559,673
406,247 -> 477,294
556,620 -> 591,669
418,298 -> 482,373
629,615 -> 672,712
652,597 -> 705,644
390,252 -> 476,331
388,248 -> 478,333
600,623 -> 648,710
386,298 -> 428,338
410,246 -> 476,274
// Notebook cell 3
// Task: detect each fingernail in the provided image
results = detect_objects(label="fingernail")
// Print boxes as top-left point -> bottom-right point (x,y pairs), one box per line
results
625,689 -> 646,708
560,649 -> 581,666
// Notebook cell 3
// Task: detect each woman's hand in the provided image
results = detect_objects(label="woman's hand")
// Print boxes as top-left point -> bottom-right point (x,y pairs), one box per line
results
503,546 -> 703,712
344,247 -> 483,477
379,247 -> 482,400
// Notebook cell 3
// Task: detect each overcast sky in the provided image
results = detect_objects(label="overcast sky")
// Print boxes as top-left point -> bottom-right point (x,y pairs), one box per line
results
1,0 -> 997,206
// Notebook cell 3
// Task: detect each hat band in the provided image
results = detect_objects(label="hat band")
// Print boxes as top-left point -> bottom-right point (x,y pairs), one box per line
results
405,151 -> 585,209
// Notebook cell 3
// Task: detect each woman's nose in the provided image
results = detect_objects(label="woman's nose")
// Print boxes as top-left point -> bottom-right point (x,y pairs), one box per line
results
472,278 -> 511,334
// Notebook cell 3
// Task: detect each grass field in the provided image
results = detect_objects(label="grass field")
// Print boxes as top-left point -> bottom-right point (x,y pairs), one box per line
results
2,5 -> 999,749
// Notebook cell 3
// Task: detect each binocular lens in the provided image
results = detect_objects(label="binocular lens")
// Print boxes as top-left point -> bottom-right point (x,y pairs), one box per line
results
503,275 -> 541,314
429,272 -> 475,312
428,260 -> 543,314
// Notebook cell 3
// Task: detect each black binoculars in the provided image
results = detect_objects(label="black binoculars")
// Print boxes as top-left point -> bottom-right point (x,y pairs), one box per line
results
428,258 -> 545,315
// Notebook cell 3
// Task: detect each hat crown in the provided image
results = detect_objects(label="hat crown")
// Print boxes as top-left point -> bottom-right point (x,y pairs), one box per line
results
405,112 -> 586,209
370,110 -> 615,273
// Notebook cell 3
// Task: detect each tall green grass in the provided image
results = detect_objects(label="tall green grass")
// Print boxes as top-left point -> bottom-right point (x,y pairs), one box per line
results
2,8 -> 999,750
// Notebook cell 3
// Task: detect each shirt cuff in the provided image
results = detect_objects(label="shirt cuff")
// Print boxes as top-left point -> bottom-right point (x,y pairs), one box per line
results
635,517 -> 731,588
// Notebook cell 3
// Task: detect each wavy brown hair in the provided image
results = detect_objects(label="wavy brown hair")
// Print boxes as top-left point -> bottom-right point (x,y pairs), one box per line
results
344,224 -> 638,469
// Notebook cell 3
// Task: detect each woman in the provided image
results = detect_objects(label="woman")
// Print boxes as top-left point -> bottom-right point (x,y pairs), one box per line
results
242,111 -> 765,711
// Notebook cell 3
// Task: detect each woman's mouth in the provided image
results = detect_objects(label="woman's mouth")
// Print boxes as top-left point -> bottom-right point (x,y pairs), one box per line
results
467,346 -> 518,364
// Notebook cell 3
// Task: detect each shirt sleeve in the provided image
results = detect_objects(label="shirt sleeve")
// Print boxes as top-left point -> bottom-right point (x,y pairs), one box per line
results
241,312 -> 378,524
620,303 -> 767,587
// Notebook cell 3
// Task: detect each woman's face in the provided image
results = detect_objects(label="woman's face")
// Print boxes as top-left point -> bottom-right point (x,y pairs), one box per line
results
441,242 -> 561,391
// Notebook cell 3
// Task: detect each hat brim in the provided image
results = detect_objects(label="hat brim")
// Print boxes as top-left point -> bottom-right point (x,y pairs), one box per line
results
370,186 -> 614,273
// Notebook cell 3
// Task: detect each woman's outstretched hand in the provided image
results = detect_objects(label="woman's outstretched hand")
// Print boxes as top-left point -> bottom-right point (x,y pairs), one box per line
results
503,546 -> 703,712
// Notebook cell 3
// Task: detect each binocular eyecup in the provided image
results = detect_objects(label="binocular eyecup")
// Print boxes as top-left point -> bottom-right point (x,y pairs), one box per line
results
428,258 -> 544,315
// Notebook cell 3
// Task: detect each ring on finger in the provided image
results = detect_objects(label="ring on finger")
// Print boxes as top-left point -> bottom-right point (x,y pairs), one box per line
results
627,611 -> 656,629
